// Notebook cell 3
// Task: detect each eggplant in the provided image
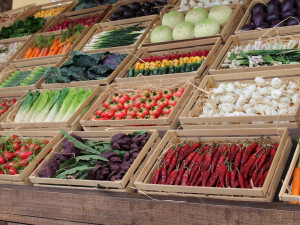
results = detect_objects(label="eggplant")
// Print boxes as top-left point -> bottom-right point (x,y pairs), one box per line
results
129,2 -> 141,10
282,0 -> 295,12
124,151 -> 130,161
142,1 -> 153,7
141,7 -> 150,13
267,0 -> 281,13
267,11 -> 281,22
150,7 -> 158,14
111,12 -> 121,21
282,8 -> 297,18
251,3 -> 266,15
258,22 -> 271,29
153,1 -> 163,6
136,10 -> 144,17
252,12 -> 267,27
287,17 -> 300,25
132,152 -> 139,159
297,0 -> 300,9
241,23 -> 256,31
118,5 -> 130,13
110,133 -> 127,144
271,20 -> 286,27
100,151 -> 118,159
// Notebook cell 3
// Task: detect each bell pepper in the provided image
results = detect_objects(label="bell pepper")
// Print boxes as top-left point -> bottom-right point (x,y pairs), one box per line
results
191,62 -> 199,71
173,59 -> 179,66
150,62 -> 156,68
140,69 -> 145,75
139,63 -> 145,70
134,69 -> 140,77
152,67 -> 159,75
128,68 -> 134,77
185,63 -> 192,72
155,60 -> 162,68
158,67 -> 165,75
134,62 -> 141,70
175,65 -> 181,73
169,65 -> 175,73
183,57 -> 190,63
144,62 -> 150,69
145,68 -> 151,76
181,63 -> 187,73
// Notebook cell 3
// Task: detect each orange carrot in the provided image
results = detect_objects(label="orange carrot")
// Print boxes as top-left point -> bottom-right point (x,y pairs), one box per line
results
48,49 -> 53,56
24,48 -> 33,59
62,42 -> 72,54
66,34 -> 76,43
292,154 -> 300,204
52,46 -> 59,55
57,46 -> 63,55
42,47 -> 50,57
50,38 -> 60,50
29,47 -> 38,58
34,47 -> 42,58
57,41 -> 66,48
37,49 -> 43,57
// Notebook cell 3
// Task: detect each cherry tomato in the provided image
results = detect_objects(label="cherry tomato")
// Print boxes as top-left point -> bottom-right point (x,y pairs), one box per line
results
9,167 -> 18,175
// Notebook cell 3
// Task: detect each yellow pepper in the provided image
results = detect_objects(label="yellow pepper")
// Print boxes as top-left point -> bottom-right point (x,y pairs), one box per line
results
168,60 -> 173,66
189,56 -> 195,63
139,63 -> 145,70
34,5 -> 67,18
144,62 -> 150,69
194,56 -> 202,63
134,62 -> 141,70
183,57 -> 190,63
173,59 -> 179,66
155,60 -> 162,68
149,62 -> 156,69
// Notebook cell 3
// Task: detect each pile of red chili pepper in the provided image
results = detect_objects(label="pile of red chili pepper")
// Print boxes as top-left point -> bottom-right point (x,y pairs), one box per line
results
0,98 -> 17,118
150,137 -> 278,188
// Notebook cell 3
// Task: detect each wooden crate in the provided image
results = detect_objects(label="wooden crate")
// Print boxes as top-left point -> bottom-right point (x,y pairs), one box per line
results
0,4 -> 35,29
134,128 -> 292,202
73,15 -> 158,54
235,0 -> 300,37
114,37 -> 222,83
209,34 -> 300,75
80,77 -> 194,131
179,70 -> 300,129
0,131 -> 61,182
43,4 -> 112,33
142,3 -> 243,48
65,2 -> 112,18
0,60 -> 63,93
40,48 -> 136,89
29,130 -> 160,191
101,0 -> 173,23
0,86 -> 103,131
0,90 -> 27,123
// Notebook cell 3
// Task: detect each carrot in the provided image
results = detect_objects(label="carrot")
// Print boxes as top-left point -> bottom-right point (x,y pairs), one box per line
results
62,42 -> 72,54
292,154 -> 300,204
57,46 -> 63,55
37,48 -> 43,57
51,46 -> 59,55
57,41 -> 66,48
42,47 -> 50,57
24,48 -> 33,59
66,34 -> 76,43
29,47 -> 38,58
48,49 -> 53,56
50,38 -> 60,50
34,47 -> 42,58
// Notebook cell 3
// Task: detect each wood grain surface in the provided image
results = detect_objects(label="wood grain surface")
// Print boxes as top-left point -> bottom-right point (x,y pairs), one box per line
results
0,0 -> 12,13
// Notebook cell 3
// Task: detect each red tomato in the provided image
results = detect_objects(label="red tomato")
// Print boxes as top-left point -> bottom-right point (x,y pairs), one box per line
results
8,161 -> 17,169
29,143 -> 40,152
111,116 -> 122,120
0,171 -> 5,174
118,94 -> 130,104
124,100 -> 134,110
145,114 -> 156,119
144,99 -> 157,110
103,98 -> 114,108
149,106 -> 163,118
101,109 -> 116,119
100,117 -> 109,120
108,103 -> 122,111
168,96 -> 179,106
156,98 -> 168,108
141,90 -> 150,99
95,107 -> 106,116
124,115 -> 134,119
111,93 -> 120,102
162,89 -> 173,99
173,88 -> 185,97
115,110 -> 126,119
133,97 -> 146,108
3,163 -> 9,169
20,145 -> 28,151
129,91 -> 140,101
162,105 -> 174,115
20,158 -> 29,167
0,156 -> 5,164
127,107 -> 138,117
90,116 -> 98,121
9,167 -> 18,175
159,113 -> 169,118
12,143 -> 20,150
149,91 -> 162,101
136,107 -> 149,118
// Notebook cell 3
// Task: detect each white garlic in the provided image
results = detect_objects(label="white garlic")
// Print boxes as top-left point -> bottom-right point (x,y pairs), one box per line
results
292,93 -> 300,104
225,83 -> 235,93
220,94 -> 236,104
271,77 -> 283,89
271,89 -> 282,100
255,77 -> 266,86
218,103 -> 234,113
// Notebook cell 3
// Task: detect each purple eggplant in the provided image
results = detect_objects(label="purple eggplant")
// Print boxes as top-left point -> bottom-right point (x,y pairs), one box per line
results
251,3 -> 266,15
267,0 -> 281,13
287,17 -> 300,25
258,22 -> 271,29
271,20 -> 286,27
282,8 -> 297,19
252,12 -> 267,27
282,0 -> 295,12
267,11 -> 281,22
241,24 -> 256,31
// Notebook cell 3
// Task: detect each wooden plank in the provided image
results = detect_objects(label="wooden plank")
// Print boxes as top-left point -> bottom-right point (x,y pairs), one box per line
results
0,184 -> 300,224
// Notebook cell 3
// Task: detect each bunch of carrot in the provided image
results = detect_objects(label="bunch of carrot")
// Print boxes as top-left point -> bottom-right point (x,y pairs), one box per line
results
23,25 -> 85,59
291,140 -> 300,204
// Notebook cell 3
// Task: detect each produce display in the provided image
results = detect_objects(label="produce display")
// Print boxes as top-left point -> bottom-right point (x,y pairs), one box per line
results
23,25 -> 85,59
48,15 -> 100,32
179,0 -> 239,10
0,66 -> 46,88
150,137 -> 278,188
0,16 -> 46,39
44,51 -> 127,83
33,5 -> 67,18
14,87 -> 93,123
222,38 -> 300,69
83,24 -> 146,50
241,0 -> 300,31
0,97 -> 17,118
0,12 -> 20,24
110,1 -> 167,21
191,77 -> 299,118
0,134 -> 50,175
38,130 -> 150,181
73,0 -> 118,11
128,50 -> 209,77
90,87 -> 184,121
0,42 -> 22,63
150,5 -> 232,43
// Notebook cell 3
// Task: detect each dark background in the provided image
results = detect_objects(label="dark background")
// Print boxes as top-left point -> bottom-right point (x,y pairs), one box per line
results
0,0 -> 13,13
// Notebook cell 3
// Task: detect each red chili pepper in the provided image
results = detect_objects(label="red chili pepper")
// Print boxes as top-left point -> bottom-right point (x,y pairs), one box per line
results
181,164 -> 195,186
202,166 -> 211,187
245,179 -> 249,188
254,169 -> 264,187
238,173 -> 245,188
216,154 -> 226,171
167,151 -> 179,176
258,169 -> 269,187
189,150 -> 204,182
190,163 -> 202,186
256,151 -> 268,173
200,149 -> 213,173
174,162 -> 186,185
260,149 -> 276,172
207,167 -> 220,187
161,166 -> 167,184
273,143 -> 278,149
243,154 -> 257,179
211,149 -> 221,173
229,144 -> 239,162
241,141 -> 258,166
218,164 -> 227,187
178,142 -> 201,162
194,174 -> 203,186
177,144 -> 190,163
164,145 -> 179,169
251,170 -> 258,185
230,170 -> 236,188
225,170 -> 230,188
151,166 -> 162,184
166,164 -> 179,185
249,148 -> 265,177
